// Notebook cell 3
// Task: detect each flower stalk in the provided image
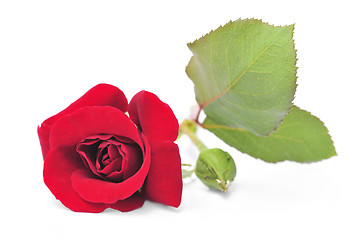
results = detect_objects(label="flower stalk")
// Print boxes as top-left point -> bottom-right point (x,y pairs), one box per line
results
179,119 -> 207,151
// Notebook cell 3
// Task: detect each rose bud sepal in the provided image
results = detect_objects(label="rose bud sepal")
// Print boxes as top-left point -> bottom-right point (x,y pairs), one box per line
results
195,148 -> 236,192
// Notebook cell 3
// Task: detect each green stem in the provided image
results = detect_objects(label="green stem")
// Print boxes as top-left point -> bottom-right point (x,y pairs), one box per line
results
181,164 -> 195,179
180,120 -> 208,152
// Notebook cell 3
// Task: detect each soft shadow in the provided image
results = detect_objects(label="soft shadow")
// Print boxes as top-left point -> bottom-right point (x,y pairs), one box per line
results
46,198 -> 76,213
46,197 -> 183,215
102,200 -> 184,216
205,180 -> 241,199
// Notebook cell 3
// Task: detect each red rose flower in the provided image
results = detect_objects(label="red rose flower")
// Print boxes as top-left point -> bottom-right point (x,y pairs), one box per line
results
38,84 -> 182,212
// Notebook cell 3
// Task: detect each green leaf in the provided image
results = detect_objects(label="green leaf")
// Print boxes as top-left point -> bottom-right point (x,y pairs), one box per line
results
203,106 -> 336,163
186,18 -> 297,136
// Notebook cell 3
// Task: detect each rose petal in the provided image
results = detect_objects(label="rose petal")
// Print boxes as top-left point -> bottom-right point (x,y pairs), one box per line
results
38,124 -> 52,160
104,142 -> 144,182
128,91 -> 179,146
78,138 -> 100,146
110,191 -> 145,212
107,144 -> 121,159
49,106 -> 142,150
71,135 -> 151,204
144,142 -> 182,207
99,157 -> 123,176
119,143 -> 143,180
77,143 -> 104,179
43,147 -> 107,213
38,84 -> 128,159
128,91 -> 182,207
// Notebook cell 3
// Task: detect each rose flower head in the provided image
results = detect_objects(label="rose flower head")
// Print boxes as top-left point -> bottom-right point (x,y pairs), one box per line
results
38,84 -> 182,212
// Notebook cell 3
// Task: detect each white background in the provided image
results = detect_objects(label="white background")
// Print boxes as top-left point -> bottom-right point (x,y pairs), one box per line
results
1,0 -> 360,239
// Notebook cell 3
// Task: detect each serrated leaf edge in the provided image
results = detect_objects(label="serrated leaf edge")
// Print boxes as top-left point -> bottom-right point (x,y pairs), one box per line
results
187,18 -> 299,136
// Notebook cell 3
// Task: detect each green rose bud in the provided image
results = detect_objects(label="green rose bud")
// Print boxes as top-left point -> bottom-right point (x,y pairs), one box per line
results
195,148 -> 237,192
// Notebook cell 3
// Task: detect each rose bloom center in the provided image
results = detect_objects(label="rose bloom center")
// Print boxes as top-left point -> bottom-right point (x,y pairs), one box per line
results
76,134 -> 143,183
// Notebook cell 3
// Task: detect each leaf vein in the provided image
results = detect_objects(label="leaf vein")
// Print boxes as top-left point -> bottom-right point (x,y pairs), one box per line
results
200,31 -> 287,109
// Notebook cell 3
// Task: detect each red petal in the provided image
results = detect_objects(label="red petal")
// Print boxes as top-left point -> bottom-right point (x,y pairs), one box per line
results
144,142 -> 182,207
109,191 -> 145,212
71,135 -> 151,204
128,91 -> 182,207
49,106 -> 142,150
128,91 -> 179,146
99,157 -> 123,176
119,143 -> 143,179
38,124 -> 52,160
43,147 -> 107,213
38,84 -> 128,159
